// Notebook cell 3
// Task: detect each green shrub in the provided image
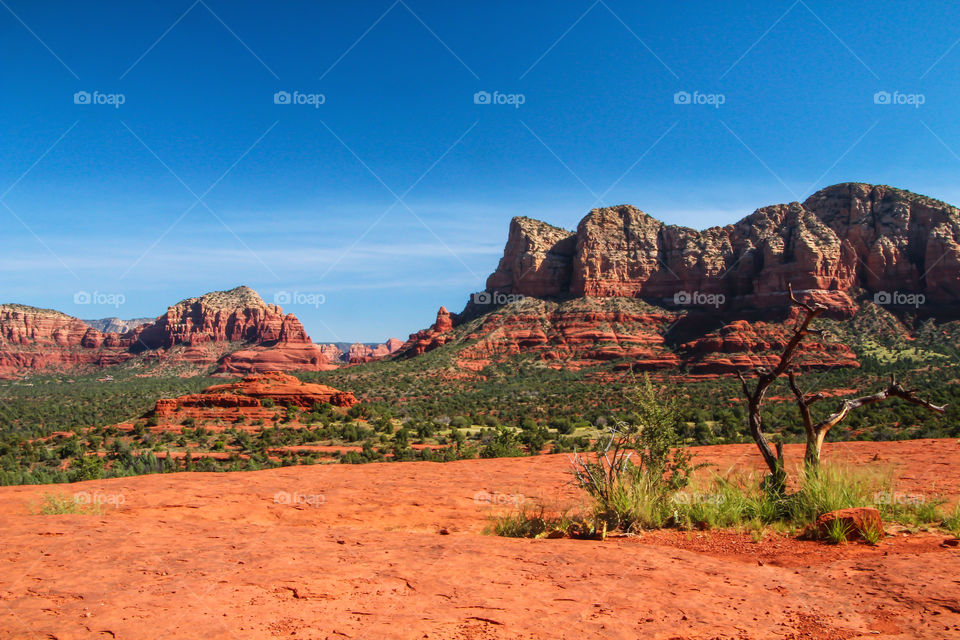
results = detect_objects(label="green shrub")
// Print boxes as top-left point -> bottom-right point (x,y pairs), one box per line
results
824,518 -> 851,544
32,493 -> 101,515
942,503 -> 960,538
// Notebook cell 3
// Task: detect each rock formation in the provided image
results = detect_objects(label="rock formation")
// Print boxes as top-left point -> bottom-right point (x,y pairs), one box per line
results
153,372 -> 358,425
128,286 -> 310,351
0,287 -> 337,377
398,307 -> 457,356
216,343 -> 337,374
485,183 -> 959,311
400,183 -> 960,373
0,304 -> 134,376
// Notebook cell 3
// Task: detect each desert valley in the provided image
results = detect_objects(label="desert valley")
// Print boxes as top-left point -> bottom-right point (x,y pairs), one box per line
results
2,183 -> 960,638
4,2 -> 960,637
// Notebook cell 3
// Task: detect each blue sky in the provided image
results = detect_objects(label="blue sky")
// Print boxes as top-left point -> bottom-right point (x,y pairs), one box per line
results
1,0 -> 959,341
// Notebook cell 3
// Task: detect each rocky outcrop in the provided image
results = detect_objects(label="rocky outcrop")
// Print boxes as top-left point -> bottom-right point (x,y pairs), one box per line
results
396,297 -> 859,373
216,343 -> 337,373
201,372 -> 357,408
484,184 -> 960,312
153,372 -> 358,424
679,314 -> 859,375
400,183 -> 960,374
318,338 -> 405,364
397,307 -> 457,357
455,299 -> 681,371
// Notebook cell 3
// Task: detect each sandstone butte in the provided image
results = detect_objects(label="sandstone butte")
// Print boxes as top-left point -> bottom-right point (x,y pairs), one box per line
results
0,286 -> 337,378
394,183 -> 959,372
153,371 -> 358,426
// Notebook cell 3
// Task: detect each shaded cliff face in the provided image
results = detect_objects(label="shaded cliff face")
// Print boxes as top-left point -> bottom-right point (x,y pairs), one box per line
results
485,183 -> 960,310
485,217 -> 576,297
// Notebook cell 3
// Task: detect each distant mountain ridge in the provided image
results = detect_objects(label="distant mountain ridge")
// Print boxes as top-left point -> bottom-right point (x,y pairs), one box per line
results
82,317 -> 154,334
0,287 -> 335,377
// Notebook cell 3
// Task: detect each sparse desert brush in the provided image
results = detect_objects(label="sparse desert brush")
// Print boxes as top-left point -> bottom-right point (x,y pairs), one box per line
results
859,520 -> 884,545
488,503 -> 553,538
784,462 -> 891,524
942,504 -> 960,538
32,493 -> 101,516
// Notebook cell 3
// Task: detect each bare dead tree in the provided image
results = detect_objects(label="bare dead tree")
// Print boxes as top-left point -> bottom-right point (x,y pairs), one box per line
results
736,284 -> 825,492
737,283 -> 946,490
788,372 -> 946,468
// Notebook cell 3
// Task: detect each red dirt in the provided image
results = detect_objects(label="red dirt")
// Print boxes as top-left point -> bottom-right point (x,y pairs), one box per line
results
1,439 -> 959,639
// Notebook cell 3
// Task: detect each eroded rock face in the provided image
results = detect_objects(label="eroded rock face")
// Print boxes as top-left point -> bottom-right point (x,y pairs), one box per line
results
403,182 -> 960,373
397,307 -> 457,356
485,184 -> 960,310
153,372 -> 358,424
679,313 -> 859,375
216,343 -> 337,373
345,338 -> 406,364
396,297 -> 859,373
485,217 -> 576,297
130,286 -> 310,351
0,287 -> 336,377
0,305 -> 134,376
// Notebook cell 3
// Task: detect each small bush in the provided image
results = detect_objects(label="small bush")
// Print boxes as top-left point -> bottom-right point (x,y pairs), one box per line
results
32,493 -> 101,515
859,521 -> 884,545
570,374 -> 695,532
488,502 -> 579,538
824,518 -> 851,544
940,503 -> 960,537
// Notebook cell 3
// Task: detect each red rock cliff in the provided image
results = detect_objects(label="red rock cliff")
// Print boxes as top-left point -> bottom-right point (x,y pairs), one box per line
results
484,183 -> 960,310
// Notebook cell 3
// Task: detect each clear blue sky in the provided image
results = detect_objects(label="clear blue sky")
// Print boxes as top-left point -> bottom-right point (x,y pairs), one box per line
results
1,0 -> 959,342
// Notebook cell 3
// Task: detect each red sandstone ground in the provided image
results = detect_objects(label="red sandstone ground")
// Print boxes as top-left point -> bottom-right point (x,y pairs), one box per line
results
1,439 -> 959,639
